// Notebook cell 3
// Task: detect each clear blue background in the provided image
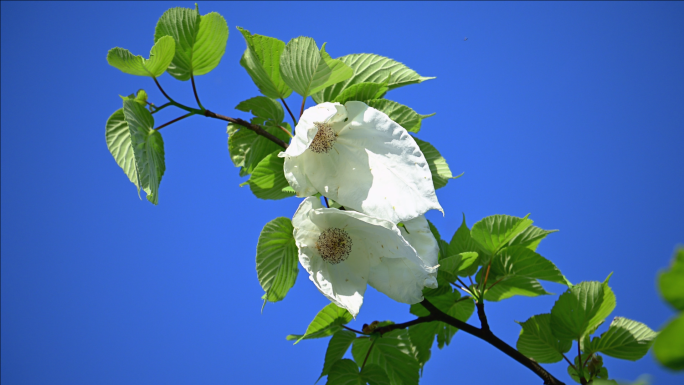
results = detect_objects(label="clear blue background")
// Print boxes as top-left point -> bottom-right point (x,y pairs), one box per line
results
2,1 -> 682,384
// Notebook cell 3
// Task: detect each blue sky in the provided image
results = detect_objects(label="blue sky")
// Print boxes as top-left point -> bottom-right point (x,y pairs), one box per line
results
1,1 -> 682,384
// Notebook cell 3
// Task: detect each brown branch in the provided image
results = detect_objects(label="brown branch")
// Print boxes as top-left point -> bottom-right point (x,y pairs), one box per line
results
155,112 -> 194,131
280,97 -> 297,127
476,302 -> 490,332
373,299 -> 565,385
204,110 -> 288,149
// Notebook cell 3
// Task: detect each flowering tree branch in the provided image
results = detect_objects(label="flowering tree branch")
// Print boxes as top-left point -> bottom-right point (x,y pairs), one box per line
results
373,298 -> 566,385
151,77 -> 288,149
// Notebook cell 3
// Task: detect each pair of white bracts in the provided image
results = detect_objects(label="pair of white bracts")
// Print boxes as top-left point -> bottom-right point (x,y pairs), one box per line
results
280,101 -> 443,316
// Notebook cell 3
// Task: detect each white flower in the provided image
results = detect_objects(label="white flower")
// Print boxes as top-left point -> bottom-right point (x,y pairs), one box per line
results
279,101 -> 442,224
293,197 -> 439,317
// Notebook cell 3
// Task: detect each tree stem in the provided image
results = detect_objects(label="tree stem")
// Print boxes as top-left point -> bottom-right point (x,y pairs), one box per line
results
155,112 -> 194,131
281,97 -> 297,127
191,74 -> 205,111
300,97 -> 306,118
374,299 -> 566,385
361,338 -> 377,371
204,110 -> 288,149
476,302 -> 490,332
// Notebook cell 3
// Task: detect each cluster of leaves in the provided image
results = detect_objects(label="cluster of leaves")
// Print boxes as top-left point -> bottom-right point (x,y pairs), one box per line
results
103,5 -> 665,385
105,5 -> 228,204
273,214 -> 656,384
653,247 -> 684,371
229,27 -> 446,200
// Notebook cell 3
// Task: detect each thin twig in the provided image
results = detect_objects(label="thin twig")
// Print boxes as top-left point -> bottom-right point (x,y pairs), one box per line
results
155,112 -> 194,131
204,110 -> 288,149
577,341 -> 586,385
300,97 -> 306,118
486,276 -> 506,291
341,325 -> 365,334
190,74 -> 205,110
153,77 -> 176,104
324,196 -> 330,208
278,125 -> 293,137
372,299 -> 566,385
281,97 -> 297,127
562,354 -> 576,371
150,102 -> 172,114
481,263 -> 492,298
361,338 -> 377,371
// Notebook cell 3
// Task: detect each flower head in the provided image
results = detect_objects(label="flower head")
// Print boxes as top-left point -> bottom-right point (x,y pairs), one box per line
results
280,101 -> 443,224
293,197 -> 439,316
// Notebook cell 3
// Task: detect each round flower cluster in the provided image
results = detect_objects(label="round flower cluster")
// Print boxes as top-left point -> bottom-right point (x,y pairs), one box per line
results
280,101 -> 443,317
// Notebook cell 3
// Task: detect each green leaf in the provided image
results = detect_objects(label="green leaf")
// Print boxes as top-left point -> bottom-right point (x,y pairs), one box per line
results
280,37 -> 353,98
235,96 -> 284,124
106,109 -> 139,194
550,280 -> 616,341
483,277 -> 550,302
333,82 -> 388,104
490,245 -> 571,286
236,27 -> 291,99
470,214 -> 534,256
326,360 -> 390,385
410,291 -> 475,348
659,247 -> 684,311
288,303 -> 353,343
255,217 -> 298,302
122,99 -> 165,204
516,313 -> 572,363
360,365 -> 391,385
154,6 -> 228,81
313,54 -> 435,103
319,330 -> 356,381
412,137 -> 456,190
439,252 -> 479,277
587,317 -> 657,361
227,119 -> 290,177
352,330 -> 419,385
327,359 -> 362,385
243,152 -> 294,200
508,225 -> 558,252
448,214 -> 483,277
107,36 -> 176,78
364,99 -> 434,133
407,323 -> 434,371
653,313 -> 684,370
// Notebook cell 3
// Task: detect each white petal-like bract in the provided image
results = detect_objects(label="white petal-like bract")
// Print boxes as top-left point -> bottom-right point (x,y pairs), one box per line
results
292,197 -> 439,316
280,101 -> 442,224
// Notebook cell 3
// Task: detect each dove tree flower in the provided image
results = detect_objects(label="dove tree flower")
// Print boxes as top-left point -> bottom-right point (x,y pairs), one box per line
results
279,101 -> 443,224
292,197 -> 438,316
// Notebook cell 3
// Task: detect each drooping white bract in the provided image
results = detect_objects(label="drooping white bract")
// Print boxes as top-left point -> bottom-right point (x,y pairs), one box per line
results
293,197 -> 439,317
279,101 -> 442,224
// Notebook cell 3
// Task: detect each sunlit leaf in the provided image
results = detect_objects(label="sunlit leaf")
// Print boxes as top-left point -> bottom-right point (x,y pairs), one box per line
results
237,26 -> 291,99
287,303 -> 353,343
256,217 -> 298,302
154,5 -> 228,80
313,54 -> 434,103
280,37 -> 353,97
516,313 -> 572,363
107,36 -> 175,77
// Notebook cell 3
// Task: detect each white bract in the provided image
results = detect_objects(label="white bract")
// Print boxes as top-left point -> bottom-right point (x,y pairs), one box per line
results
279,101 -> 442,224
292,197 -> 439,317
